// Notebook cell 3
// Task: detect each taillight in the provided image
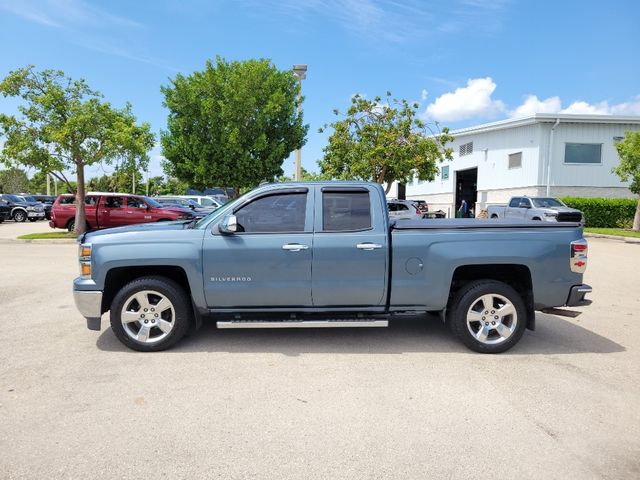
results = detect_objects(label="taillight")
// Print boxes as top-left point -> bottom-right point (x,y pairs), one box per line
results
416,209 -> 421,215
570,240 -> 588,273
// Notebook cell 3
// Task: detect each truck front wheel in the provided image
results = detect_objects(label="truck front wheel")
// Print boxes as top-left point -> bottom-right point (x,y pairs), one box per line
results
109,276 -> 193,352
448,280 -> 526,353
13,210 -> 27,222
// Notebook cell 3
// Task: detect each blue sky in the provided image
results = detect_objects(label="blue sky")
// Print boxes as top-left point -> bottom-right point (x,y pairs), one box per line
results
1,0 -> 639,180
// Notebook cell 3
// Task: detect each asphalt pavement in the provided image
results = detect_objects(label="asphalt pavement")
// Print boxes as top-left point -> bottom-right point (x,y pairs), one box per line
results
0,222 -> 638,479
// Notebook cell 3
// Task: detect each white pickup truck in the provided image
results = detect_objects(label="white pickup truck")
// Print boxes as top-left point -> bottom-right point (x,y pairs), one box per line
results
488,197 -> 583,223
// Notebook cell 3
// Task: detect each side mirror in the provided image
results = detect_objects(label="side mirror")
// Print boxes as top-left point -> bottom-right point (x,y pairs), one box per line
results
219,214 -> 238,234
189,204 -> 195,210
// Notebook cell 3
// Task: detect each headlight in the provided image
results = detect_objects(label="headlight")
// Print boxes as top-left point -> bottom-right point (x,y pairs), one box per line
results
27,206 -> 35,211
79,244 -> 92,279
544,212 -> 558,217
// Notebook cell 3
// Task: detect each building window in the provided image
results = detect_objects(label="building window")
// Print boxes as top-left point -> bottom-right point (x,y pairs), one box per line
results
564,143 -> 602,164
441,165 -> 449,180
508,152 -> 522,169
459,142 -> 473,156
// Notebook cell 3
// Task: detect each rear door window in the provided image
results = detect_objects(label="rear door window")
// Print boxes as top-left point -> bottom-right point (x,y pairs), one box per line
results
105,196 -> 123,208
322,191 -> 371,232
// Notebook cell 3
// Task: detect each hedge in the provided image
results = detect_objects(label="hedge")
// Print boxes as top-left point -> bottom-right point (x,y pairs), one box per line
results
560,196 -> 637,228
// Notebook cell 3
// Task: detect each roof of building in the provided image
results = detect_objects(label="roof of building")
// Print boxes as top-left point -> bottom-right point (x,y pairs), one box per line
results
450,113 -> 640,137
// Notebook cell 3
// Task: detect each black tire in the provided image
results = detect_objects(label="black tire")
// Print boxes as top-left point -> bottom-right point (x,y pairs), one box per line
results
109,276 -> 193,352
490,214 -> 499,219
532,217 -> 542,221
448,280 -> 527,354
29,218 -> 37,222
13,210 -> 27,222
67,219 -> 75,232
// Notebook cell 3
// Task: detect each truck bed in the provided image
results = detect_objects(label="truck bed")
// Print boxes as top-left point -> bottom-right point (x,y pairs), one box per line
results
391,218 -> 581,229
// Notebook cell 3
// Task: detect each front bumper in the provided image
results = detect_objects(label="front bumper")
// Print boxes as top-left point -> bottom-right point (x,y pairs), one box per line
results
566,284 -> 592,307
73,288 -> 103,331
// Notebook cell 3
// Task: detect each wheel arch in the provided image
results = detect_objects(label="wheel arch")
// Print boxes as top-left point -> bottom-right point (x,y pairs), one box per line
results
101,266 -> 200,327
449,264 -> 535,330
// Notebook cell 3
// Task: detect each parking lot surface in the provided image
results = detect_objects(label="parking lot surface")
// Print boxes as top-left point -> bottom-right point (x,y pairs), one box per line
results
0,223 -> 639,479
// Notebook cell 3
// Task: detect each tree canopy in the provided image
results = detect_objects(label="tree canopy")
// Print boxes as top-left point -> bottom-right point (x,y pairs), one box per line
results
318,92 -> 453,193
0,167 -> 29,193
161,57 -> 308,196
613,130 -> 640,230
0,66 -> 155,233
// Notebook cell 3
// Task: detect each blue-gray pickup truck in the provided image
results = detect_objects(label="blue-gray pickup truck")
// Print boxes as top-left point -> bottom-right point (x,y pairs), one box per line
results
73,181 -> 592,353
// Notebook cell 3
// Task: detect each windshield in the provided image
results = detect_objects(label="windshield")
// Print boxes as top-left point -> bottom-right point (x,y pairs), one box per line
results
532,198 -> 565,208
194,193 -> 246,228
21,196 -> 37,202
142,196 -> 163,208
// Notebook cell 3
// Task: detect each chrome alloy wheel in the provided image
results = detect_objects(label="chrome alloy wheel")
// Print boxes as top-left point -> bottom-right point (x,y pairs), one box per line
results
120,290 -> 175,344
466,293 -> 518,345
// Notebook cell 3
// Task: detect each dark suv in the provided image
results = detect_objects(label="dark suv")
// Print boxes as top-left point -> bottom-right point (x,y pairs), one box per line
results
0,194 -> 46,222
0,198 -> 10,223
31,195 -> 57,220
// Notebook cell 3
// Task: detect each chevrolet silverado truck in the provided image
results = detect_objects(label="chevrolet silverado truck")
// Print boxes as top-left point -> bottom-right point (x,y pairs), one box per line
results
488,196 -> 584,223
73,182 -> 592,353
51,193 -> 194,231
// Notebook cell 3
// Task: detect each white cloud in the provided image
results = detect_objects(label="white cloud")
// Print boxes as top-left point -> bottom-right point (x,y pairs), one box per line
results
509,95 -> 561,117
510,95 -> 640,117
423,78 -> 640,122
425,77 -> 506,122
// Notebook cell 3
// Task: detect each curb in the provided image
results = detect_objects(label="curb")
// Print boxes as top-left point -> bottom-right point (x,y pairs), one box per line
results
584,233 -> 640,244
0,238 -> 77,245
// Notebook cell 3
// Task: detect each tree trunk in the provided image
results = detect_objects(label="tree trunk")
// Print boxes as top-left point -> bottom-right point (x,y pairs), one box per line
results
384,182 -> 393,194
74,162 -> 87,235
634,195 -> 640,231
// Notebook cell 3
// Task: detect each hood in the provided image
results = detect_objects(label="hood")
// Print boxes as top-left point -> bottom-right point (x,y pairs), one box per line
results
81,220 -> 191,242
156,206 -> 192,214
547,206 -> 581,213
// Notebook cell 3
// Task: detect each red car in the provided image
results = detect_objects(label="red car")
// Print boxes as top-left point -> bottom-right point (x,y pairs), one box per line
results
50,193 -> 194,231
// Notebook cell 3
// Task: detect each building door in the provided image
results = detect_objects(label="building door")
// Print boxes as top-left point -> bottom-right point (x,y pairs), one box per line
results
455,168 -> 478,218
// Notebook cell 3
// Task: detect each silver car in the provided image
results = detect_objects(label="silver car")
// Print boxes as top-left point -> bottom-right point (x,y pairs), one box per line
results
387,199 -> 425,220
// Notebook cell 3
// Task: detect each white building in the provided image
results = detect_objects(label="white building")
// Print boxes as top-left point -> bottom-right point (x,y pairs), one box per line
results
389,114 -> 640,217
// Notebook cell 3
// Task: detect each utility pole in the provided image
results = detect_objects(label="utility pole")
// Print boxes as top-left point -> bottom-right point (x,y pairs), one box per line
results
46,172 -> 50,195
292,64 -> 307,181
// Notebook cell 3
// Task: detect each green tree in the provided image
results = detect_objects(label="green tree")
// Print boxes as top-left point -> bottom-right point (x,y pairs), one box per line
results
0,166 -> 30,193
161,57 -> 308,196
0,66 -> 155,233
613,130 -> 640,230
319,92 -> 453,193
28,170 -> 49,194
277,166 -> 327,183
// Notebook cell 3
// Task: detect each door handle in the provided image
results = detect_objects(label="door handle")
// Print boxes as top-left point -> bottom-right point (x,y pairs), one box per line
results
357,243 -> 382,250
282,243 -> 309,252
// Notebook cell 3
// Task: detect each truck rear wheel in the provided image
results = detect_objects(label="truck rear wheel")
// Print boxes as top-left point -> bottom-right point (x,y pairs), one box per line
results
448,280 -> 526,353
109,276 -> 192,352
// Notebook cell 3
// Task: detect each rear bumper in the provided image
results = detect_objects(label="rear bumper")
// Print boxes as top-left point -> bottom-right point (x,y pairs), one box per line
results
566,284 -> 592,307
73,286 -> 103,331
